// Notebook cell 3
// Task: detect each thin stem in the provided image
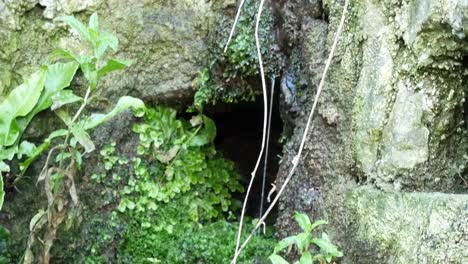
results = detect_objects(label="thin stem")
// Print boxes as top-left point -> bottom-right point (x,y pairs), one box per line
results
59,86 -> 91,169
231,0 -> 350,260
224,0 -> 247,53
259,77 -> 275,219
232,0 -> 268,262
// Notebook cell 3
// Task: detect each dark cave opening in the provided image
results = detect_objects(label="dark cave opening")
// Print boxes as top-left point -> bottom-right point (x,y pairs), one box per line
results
205,91 -> 283,222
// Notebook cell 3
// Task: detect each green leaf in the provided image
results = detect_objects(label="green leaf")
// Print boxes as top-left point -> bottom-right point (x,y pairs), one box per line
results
17,141 -> 37,159
269,254 -> 290,264
51,90 -> 83,110
294,212 -> 312,233
20,129 -> 68,174
55,109 -> 72,126
81,62 -> 98,90
55,15 -> 91,42
294,233 -> 310,252
71,126 -> 95,153
83,96 -> 145,130
299,252 -> 313,264
0,146 -> 18,160
309,220 -> 328,233
0,68 -> 47,146
0,161 -> 9,172
98,59 -> 130,77
88,12 -> 99,31
0,171 -> 4,210
95,31 -> 119,58
274,236 -> 296,254
311,233 -> 343,258
31,62 -> 79,114
189,115 -> 217,146
16,62 -> 78,141
48,48 -> 80,63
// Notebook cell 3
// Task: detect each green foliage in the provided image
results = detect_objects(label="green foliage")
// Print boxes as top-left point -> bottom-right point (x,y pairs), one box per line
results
119,219 -> 276,264
83,106 -> 276,263
0,225 -> 10,264
193,0 -> 281,110
19,13 -> 144,263
117,106 -> 243,232
269,213 -> 343,264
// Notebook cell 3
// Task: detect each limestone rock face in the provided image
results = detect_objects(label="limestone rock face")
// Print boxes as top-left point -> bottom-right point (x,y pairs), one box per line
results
275,0 -> 468,263
0,0 -> 229,103
345,188 -> 468,263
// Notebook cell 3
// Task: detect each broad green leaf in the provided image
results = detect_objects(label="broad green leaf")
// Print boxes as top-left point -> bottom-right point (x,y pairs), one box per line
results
23,62 -> 79,120
55,15 -> 91,42
294,212 -> 312,233
88,13 -> 100,47
311,233 -> 343,258
98,59 -> 130,77
309,220 -> 328,233
83,96 -> 145,130
0,68 -> 47,146
20,129 -> 68,173
269,254 -> 290,264
189,115 -> 217,147
88,12 -> 99,31
274,236 -> 297,254
16,62 -> 78,141
17,141 -> 37,159
95,31 -> 119,58
0,145 -> 17,160
51,90 -> 82,110
71,126 -> 95,153
48,48 -> 80,63
299,252 -> 313,264
294,233 -> 310,252
0,161 -> 9,172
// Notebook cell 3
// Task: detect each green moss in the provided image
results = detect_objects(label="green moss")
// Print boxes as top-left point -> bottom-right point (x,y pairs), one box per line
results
119,220 -> 276,264
193,0 -> 281,109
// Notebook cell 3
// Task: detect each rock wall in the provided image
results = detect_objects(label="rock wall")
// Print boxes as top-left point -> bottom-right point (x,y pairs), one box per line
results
0,0 -> 234,103
275,0 -> 468,263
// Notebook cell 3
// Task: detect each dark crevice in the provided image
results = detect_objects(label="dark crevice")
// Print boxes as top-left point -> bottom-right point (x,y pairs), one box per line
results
463,55 -> 468,131
205,89 -> 283,223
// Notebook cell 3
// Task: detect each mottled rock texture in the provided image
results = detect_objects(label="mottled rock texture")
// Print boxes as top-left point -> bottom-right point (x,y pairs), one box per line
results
345,187 -> 468,263
275,0 -> 468,263
0,0 -> 234,102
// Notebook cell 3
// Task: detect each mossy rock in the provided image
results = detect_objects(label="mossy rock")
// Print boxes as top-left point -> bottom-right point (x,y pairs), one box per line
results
344,187 -> 468,263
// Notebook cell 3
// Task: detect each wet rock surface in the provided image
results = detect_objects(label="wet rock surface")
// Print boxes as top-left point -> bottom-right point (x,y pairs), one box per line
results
274,0 -> 468,263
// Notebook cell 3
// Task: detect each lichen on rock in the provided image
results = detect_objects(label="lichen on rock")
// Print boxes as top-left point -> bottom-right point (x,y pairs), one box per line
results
344,187 -> 468,263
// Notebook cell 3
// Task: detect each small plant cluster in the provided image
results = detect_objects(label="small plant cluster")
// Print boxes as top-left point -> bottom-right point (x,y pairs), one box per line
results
85,106 -> 276,262
120,219 -> 276,263
0,12 -> 144,263
269,213 -> 343,264
117,106 -> 243,232
193,0 -> 282,110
